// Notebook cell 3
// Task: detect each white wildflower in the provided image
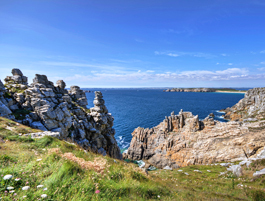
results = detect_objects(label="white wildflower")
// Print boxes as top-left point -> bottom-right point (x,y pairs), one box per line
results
41,194 -> 47,198
3,175 -> 13,180
37,159 -> 42,161
22,186 -> 30,190
157,195 -> 160,198
15,178 -> 21,181
7,187 -> 14,190
37,185 -> 44,188
9,190 -> 15,193
43,188 -> 47,191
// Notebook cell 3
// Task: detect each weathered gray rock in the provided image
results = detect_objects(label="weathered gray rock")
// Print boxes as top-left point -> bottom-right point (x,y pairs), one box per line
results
224,87 -> 265,121
0,69 -> 122,160
24,131 -> 60,139
253,168 -> 265,177
0,100 -> 12,117
12,69 -> 23,76
30,121 -> 48,131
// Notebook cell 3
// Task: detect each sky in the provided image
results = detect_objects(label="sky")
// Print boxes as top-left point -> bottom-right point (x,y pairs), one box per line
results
0,0 -> 265,88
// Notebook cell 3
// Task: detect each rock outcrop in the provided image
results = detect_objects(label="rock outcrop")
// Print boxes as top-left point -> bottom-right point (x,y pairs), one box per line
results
0,69 -> 122,159
164,88 -> 216,92
124,88 -> 265,168
222,87 -> 265,121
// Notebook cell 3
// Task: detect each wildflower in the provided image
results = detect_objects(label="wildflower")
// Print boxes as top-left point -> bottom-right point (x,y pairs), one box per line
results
14,193 -> 17,196
37,185 -> 44,188
7,187 -> 14,190
15,178 -> 21,181
26,182 -> 29,184
43,188 -> 47,191
3,175 -> 13,180
4,191 -> 7,193
95,190 -> 100,194
41,194 -> 47,198
22,186 -> 30,190
9,190 -> 15,193
37,159 -> 42,161
158,195 -> 160,198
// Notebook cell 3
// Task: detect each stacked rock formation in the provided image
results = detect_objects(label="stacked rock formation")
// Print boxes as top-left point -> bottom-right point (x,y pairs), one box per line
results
0,69 -> 122,159
124,104 -> 265,169
223,87 -> 265,121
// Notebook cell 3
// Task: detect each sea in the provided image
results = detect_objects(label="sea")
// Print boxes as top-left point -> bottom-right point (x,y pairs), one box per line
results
85,89 -> 246,152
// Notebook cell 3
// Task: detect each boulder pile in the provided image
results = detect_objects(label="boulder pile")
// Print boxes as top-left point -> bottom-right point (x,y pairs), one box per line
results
0,69 -> 122,159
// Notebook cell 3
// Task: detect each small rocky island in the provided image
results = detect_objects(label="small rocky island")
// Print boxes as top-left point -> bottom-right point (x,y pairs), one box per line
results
163,87 -> 246,93
124,87 -> 265,169
0,69 -> 122,159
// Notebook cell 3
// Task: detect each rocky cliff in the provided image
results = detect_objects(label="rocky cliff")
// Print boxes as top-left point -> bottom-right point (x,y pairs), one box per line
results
222,87 -> 265,121
123,88 -> 265,169
0,69 -> 122,159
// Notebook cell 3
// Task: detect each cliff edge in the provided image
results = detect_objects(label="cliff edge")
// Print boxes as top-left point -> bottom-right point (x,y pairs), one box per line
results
123,88 -> 265,169
0,69 -> 122,159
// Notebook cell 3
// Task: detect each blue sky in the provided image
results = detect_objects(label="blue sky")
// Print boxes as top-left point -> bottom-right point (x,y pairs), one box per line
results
0,0 -> 265,88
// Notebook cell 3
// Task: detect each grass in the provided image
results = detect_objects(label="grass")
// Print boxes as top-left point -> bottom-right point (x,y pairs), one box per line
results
1,116 -> 265,200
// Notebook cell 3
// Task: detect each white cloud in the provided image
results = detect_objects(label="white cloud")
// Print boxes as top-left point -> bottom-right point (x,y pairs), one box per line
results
221,54 -> 227,56
155,51 -> 215,59
146,70 -> 155,73
216,63 -> 220,65
261,50 -> 265,53
258,67 -> 265,71
260,62 -> 265,65
167,53 -> 180,57
228,63 -> 233,65
60,67 -> 261,86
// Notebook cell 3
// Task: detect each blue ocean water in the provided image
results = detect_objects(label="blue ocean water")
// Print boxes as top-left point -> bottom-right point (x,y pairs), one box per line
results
85,89 -> 245,151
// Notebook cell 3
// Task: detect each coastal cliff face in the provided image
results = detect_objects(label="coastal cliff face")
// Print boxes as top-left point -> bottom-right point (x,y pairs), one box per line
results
0,69 -> 122,159
223,87 -> 265,121
123,88 -> 265,169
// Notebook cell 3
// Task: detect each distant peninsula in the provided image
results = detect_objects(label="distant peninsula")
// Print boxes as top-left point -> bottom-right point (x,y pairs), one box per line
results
163,88 -> 246,93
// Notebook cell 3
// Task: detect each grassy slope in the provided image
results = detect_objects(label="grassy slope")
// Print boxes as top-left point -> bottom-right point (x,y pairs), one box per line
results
0,117 -> 265,201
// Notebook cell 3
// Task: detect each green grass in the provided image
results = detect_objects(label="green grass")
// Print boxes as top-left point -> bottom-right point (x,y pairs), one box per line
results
0,116 -> 265,200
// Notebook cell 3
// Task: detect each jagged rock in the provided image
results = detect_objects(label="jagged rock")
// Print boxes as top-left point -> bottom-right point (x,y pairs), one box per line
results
0,80 -> 5,92
0,69 -> 122,160
69,86 -> 88,107
224,87 -> 265,121
0,100 -> 12,117
4,68 -> 28,85
56,80 -> 66,89
124,108 -> 265,169
30,121 -> 47,131
12,69 -> 23,76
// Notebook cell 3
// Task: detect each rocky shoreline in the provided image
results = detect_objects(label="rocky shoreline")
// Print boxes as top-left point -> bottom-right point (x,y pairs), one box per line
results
124,87 -> 265,169
163,88 -> 246,93
0,69 -> 122,159
164,88 -> 216,92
